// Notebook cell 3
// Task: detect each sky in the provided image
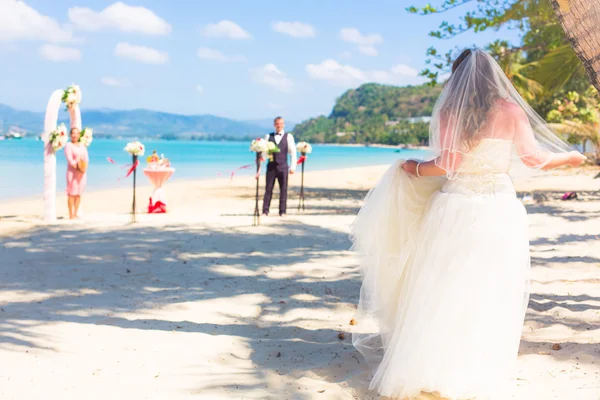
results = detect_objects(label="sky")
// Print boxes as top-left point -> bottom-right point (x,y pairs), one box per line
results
0,0 -> 522,122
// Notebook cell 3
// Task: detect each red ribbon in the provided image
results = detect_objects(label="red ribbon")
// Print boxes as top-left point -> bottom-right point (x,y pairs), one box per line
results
230,164 -> 254,180
125,160 -> 140,178
107,157 -> 140,180
297,156 -> 306,165
148,198 -> 167,213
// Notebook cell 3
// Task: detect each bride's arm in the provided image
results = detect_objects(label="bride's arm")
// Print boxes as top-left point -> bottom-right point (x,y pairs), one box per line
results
404,112 -> 459,177
513,105 -> 586,170
402,159 -> 447,177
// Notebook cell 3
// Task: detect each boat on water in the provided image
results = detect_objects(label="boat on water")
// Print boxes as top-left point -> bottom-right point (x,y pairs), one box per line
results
3,132 -> 23,140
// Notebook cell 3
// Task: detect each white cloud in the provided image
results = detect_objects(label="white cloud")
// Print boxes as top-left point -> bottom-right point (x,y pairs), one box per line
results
202,20 -> 251,39
101,76 -> 131,87
115,42 -> 168,64
340,28 -> 383,57
306,60 -> 365,86
391,64 -> 419,76
196,84 -> 204,93
39,44 -> 81,62
197,47 -> 246,62
340,28 -> 383,46
306,59 -> 421,87
358,45 -> 378,56
251,64 -> 293,93
272,21 -> 315,38
0,0 -> 73,42
68,2 -> 171,35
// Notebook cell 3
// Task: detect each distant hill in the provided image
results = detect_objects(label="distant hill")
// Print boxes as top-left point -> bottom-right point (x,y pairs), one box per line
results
0,104 -> 42,134
293,83 -> 442,145
0,104 -> 266,139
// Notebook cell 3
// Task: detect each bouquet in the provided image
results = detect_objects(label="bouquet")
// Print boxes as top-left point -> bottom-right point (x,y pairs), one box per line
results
266,141 -> 280,161
48,123 -> 68,152
296,141 -> 312,155
79,127 -> 93,147
124,141 -> 145,156
250,138 -> 268,153
61,84 -> 82,110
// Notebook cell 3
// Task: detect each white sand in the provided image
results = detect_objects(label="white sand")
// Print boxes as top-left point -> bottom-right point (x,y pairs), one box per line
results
0,165 -> 599,399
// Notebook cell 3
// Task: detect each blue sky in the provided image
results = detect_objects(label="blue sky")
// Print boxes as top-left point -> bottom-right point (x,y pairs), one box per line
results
0,0 -> 521,122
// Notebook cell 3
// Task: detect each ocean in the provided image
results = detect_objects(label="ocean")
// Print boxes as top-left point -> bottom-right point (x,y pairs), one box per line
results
1,139 -> 428,200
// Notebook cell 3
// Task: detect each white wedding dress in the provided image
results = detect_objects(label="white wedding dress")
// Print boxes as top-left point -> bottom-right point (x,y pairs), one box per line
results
351,49 -> 578,399
351,139 -> 531,400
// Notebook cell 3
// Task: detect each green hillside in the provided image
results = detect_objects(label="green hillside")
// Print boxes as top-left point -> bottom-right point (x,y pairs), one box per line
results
293,83 -> 442,145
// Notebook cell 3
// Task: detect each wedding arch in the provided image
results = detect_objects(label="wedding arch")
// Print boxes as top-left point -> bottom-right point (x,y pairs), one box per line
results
42,86 -> 82,221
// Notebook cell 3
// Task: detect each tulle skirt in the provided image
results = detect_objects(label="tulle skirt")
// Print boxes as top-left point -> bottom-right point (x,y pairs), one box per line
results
351,162 -> 530,400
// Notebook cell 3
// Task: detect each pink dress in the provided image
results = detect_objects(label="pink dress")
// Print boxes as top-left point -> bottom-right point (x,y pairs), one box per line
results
64,142 -> 89,196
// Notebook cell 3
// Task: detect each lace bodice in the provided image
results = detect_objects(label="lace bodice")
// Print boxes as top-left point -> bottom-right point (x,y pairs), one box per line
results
442,139 -> 516,196
458,139 -> 512,175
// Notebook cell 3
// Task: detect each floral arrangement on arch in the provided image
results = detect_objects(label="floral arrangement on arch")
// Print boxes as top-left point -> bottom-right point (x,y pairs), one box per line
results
124,141 -> 145,156
296,141 -> 312,155
61,84 -> 82,110
79,128 -> 93,147
48,123 -> 68,152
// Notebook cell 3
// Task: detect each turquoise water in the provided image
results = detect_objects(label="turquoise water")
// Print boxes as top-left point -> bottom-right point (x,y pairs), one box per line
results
0,139 -> 428,200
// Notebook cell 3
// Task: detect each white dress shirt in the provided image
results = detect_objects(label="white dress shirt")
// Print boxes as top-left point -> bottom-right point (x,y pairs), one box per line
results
265,130 -> 297,172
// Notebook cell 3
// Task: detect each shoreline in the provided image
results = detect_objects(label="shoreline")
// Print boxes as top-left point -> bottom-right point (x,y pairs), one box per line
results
0,163 -> 394,207
0,164 -> 393,229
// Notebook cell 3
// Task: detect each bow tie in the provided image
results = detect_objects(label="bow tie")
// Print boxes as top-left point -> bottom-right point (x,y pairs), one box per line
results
276,133 -> 283,136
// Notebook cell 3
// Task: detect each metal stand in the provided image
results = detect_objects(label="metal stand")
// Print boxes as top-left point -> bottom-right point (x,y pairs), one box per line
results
253,152 -> 262,226
298,153 -> 306,212
131,154 -> 138,223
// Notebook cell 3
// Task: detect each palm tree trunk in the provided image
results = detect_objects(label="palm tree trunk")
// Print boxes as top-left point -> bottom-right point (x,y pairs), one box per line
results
551,0 -> 600,92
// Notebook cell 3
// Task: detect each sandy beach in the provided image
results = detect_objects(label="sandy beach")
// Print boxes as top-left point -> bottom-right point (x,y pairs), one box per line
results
0,164 -> 599,399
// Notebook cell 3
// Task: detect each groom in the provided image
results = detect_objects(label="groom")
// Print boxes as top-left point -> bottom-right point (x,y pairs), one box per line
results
262,116 -> 297,217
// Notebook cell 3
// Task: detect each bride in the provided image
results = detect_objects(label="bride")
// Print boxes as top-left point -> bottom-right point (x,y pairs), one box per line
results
350,48 -> 587,400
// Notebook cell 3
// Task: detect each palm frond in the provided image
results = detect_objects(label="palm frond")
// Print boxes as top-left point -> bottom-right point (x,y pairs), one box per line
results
548,120 -> 598,140
533,45 -> 587,92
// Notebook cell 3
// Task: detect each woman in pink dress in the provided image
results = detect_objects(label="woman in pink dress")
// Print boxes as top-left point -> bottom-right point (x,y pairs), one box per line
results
63,127 -> 89,219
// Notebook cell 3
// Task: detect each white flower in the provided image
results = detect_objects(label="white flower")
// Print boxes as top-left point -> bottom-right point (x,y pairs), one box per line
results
62,84 -> 83,108
80,128 -> 93,147
71,85 -> 82,102
296,141 -> 312,154
48,123 -> 69,152
124,141 -> 145,156
57,123 -> 67,136
250,138 -> 268,153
